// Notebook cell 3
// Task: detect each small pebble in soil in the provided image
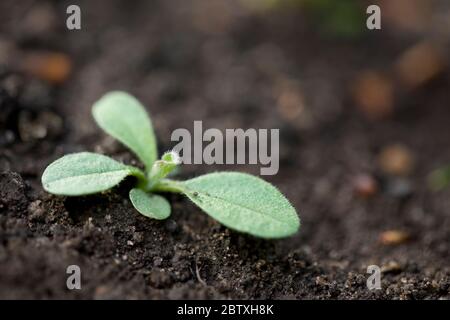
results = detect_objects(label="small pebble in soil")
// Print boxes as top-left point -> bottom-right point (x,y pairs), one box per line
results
379,230 -> 410,246
315,276 -> 330,286
352,70 -> 394,120
378,144 -> 414,176
21,52 -> 72,85
352,173 -> 378,198
395,41 -> 445,89
28,200 -> 45,221
132,231 -> 144,243
153,257 -> 163,267
84,217 -> 95,229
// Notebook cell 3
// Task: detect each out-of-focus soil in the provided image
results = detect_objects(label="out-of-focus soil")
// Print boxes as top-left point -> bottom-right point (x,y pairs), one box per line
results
0,0 -> 449,299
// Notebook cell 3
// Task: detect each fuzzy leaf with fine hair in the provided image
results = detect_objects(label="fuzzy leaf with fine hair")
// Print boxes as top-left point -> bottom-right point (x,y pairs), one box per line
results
42,152 -> 141,196
92,91 -> 158,170
168,172 -> 300,238
129,188 -> 171,220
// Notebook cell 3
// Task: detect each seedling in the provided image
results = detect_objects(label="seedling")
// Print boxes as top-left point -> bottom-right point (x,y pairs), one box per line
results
42,92 -> 300,238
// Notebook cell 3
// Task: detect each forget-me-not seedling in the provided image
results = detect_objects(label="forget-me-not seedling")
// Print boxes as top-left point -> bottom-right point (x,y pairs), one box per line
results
42,92 -> 300,238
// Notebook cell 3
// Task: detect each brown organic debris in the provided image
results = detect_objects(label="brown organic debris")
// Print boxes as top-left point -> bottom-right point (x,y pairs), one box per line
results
379,230 -> 410,246
378,144 -> 414,176
395,42 -> 445,89
352,174 -> 378,198
352,70 -> 394,120
21,52 -> 72,84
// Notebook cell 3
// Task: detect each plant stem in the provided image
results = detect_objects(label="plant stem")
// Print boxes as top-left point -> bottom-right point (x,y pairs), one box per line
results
129,167 -> 148,190
150,179 -> 185,194
146,154 -> 179,190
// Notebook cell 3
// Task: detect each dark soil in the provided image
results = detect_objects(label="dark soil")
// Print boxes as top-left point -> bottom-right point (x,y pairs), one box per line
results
0,0 -> 449,299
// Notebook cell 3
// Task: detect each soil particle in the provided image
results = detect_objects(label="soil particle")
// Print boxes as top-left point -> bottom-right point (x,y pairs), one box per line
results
27,200 -> 45,221
379,230 -> 410,246
352,70 -> 394,120
378,144 -> 415,176
0,171 -> 28,214
352,173 -> 378,198
20,52 -> 72,85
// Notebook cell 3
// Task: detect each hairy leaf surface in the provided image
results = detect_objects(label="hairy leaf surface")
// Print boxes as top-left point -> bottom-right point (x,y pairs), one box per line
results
129,188 -> 171,219
42,152 -> 138,196
92,91 -> 157,170
179,172 -> 300,238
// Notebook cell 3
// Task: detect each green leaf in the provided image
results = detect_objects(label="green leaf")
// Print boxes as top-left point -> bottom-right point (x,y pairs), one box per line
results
92,91 -> 158,170
42,152 -> 141,196
148,151 -> 181,189
173,172 -> 300,238
129,188 -> 171,220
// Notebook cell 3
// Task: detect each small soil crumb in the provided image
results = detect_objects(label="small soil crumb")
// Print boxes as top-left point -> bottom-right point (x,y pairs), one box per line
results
352,174 -> 378,198
395,42 -> 445,89
28,200 -> 45,221
21,52 -> 72,85
0,171 -> 27,213
378,144 -> 414,176
352,70 -> 394,120
379,230 -> 410,246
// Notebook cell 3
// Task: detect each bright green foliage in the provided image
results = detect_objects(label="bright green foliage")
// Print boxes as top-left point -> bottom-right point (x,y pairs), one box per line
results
147,151 -> 180,189
129,188 -> 171,220
42,92 -> 300,238
180,172 -> 299,238
42,152 -> 142,196
92,91 -> 158,170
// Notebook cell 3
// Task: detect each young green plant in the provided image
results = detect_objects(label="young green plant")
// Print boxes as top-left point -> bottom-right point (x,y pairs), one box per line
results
41,92 -> 300,238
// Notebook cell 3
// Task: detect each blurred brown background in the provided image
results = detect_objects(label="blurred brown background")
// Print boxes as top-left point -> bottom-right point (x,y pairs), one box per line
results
0,0 -> 449,299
